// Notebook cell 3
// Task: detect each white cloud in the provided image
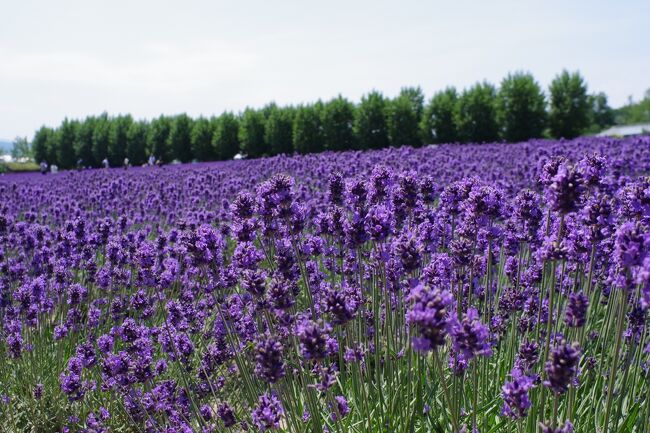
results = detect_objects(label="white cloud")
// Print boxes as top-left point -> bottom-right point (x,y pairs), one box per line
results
0,40 -> 257,93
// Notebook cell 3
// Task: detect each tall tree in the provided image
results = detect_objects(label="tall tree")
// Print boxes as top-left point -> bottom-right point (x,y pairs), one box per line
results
293,103 -> 325,154
587,92 -> 615,131
548,70 -> 590,139
168,114 -> 194,162
239,108 -> 267,157
56,118 -> 79,169
109,115 -> 133,166
399,86 -> 425,122
190,117 -> 216,161
387,94 -> 422,147
497,72 -> 547,142
32,126 -> 53,164
322,96 -> 356,152
265,106 -> 294,155
354,91 -> 389,150
260,102 -> 279,119
75,116 -> 97,167
92,114 -> 111,165
455,82 -> 499,143
126,120 -> 148,165
421,87 -> 459,144
213,112 -> 240,160
147,116 -> 172,162
10,137 -> 31,160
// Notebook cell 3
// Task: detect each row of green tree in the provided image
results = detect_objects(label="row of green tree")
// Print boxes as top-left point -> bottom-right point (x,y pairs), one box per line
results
29,70 -> 613,168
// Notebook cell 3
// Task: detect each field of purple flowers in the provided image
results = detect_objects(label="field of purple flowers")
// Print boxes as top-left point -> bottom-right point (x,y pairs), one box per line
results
1,136 -> 649,433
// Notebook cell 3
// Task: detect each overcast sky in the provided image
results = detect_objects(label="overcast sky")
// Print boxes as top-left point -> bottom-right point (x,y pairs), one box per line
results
1,0 -> 648,140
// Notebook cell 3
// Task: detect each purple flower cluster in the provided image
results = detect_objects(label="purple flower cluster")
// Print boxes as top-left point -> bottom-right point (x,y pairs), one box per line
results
0,135 -> 648,432
406,283 -> 454,352
501,368 -> 535,419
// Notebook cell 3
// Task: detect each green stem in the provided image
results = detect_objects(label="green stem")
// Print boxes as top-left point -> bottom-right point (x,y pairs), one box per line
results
433,351 -> 459,433
603,288 -> 627,433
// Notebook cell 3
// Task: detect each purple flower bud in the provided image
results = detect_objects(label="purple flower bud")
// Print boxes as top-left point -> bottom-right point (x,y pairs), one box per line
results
450,308 -> 493,362
614,221 -> 647,270
254,335 -> 286,384
545,160 -> 583,214
516,341 -> 539,372
501,368 -> 535,419
251,393 -> 283,431
330,395 -> 350,421
200,404 -> 213,421
406,283 -> 453,352
328,172 -> 345,205
544,342 -> 581,395
565,292 -> 589,328
296,319 -> 332,361
538,420 -> 574,433
217,402 -> 236,427
33,383 -> 44,401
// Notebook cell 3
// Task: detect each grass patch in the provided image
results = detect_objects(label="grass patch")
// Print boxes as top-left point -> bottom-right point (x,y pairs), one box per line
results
0,161 -> 40,172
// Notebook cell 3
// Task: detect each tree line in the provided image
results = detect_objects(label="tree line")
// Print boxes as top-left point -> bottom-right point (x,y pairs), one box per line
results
28,70 -> 613,169
614,89 -> 650,125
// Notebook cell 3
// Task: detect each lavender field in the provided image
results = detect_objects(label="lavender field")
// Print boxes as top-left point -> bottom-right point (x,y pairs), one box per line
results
1,136 -> 649,433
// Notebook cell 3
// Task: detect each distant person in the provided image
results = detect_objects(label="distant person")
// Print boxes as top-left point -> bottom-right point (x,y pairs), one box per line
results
156,158 -> 163,168
39,161 -> 48,175
76,158 -> 83,172
123,157 -> 130,170
102,158 -> 109,169
148,155 -> 156,166
50,164 -> 58,174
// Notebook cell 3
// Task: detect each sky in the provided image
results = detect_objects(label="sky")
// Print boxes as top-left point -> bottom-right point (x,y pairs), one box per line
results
1,0 -> 648,140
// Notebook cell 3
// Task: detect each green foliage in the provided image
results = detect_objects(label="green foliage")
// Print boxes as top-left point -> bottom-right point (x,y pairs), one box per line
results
239,108 -> 267,157
260,102 -> 279,119
168,114 -> 194,163
322,96 -> 356,151
421,87 -> 459,144
46,130 -> 58,164
586,92 -> 615,133
265,106 -> 295,155
213,112 -> 241,160
549,70 -> 590,139
108,115 -> 133,166
75,117 -> 97,167
56,118 -> 79,169
32,126 -> 53,164
10,136 -> 31,160
614,90 -> 650,125
148,115 -> 173,162
497,72 -> 547,142
354,91 -> 390,150
126,120 -> 149,165
388,93 -> 422,147
190,117 -> 217,161
398,86 -> 425,121
293,103 -> 325,154
1,161 -> 40,172
455,82 -> 499,143
92,113 -> 111,165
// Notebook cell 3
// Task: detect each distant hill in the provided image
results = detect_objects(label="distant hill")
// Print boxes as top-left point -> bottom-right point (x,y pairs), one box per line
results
0,139 -> 12,154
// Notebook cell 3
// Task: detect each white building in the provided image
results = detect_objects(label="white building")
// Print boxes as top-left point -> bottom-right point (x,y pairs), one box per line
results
597,123 -> 650,137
